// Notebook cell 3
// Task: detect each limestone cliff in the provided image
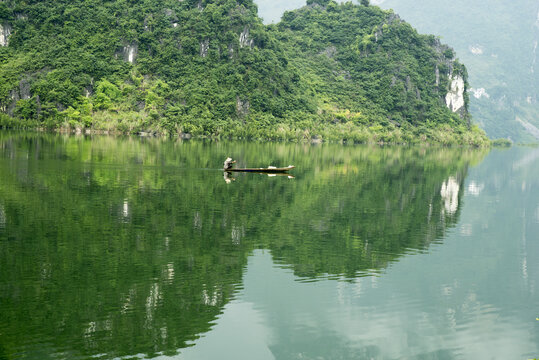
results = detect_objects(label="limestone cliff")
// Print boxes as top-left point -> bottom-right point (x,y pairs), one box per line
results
445,75 -> 465,113
0,23 -> 11,46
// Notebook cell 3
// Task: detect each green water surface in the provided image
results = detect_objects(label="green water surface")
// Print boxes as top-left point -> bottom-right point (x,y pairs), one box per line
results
0,132 -> 537,359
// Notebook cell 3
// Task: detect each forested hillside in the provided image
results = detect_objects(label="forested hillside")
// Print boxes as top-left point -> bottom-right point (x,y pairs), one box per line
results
0,0 -> 487,144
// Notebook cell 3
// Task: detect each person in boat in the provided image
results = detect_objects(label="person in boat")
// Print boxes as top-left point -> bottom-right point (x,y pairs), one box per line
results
224,157 -> 236,170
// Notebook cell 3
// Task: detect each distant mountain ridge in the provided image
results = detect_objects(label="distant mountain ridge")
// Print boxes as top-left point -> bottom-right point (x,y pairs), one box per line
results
370,0 -> 539,142
0,0 -> 487,144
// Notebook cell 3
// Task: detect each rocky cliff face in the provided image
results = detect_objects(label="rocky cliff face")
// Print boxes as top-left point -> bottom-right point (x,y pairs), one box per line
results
116,44 -> 138,64
0,23 -> 11,46
239,26 -> 254,48
431,41 -> 469,118
445,74 -> 465,113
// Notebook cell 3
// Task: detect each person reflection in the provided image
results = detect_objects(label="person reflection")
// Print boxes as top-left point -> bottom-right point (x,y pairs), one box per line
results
223,171 -> 235,184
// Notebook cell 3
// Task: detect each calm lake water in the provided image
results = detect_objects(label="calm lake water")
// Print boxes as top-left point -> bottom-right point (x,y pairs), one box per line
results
0,132 -> 538,360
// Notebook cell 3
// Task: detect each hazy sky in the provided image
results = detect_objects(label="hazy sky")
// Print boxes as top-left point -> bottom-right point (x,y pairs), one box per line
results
254,0 -> 305,23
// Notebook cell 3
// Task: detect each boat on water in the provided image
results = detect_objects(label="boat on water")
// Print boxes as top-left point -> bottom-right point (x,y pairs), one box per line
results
226,165 -> 295,173
223,157 -> 294,173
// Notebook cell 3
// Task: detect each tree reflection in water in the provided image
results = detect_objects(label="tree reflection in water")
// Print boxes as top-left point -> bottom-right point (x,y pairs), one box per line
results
0,132 -> 487,359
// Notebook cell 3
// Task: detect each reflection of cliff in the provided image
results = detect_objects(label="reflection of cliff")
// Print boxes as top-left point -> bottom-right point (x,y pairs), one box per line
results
263,148 -> 480,279
0,133 -> 487,359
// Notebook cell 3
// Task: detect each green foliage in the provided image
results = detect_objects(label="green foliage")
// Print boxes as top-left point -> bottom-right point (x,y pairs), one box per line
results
14,98 -> 37,119
0,0 -> 487,145
0,3 -> 13,20
307,0 -> 331,5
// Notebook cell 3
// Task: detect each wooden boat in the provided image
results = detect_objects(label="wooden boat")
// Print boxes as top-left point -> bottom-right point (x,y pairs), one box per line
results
225,165 -> 295,173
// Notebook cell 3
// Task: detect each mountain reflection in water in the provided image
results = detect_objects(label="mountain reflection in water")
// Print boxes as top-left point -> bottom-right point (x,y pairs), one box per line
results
184,147 -> 539,360
0,133 -> 491,359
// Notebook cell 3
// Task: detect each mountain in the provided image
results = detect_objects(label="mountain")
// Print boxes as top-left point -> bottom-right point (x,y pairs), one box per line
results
0,0 -> 487,144
369,0 -> 539,142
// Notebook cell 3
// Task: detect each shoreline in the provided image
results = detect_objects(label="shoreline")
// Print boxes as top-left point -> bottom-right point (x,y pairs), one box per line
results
0,122 -> 495,147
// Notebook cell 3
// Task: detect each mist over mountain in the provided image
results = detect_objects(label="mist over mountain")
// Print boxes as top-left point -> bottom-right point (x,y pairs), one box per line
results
256,0 -> 539,142
373,0 -> 539,142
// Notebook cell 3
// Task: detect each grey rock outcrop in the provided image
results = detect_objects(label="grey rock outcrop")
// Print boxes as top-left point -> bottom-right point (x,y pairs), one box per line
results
0,23 -> 12,46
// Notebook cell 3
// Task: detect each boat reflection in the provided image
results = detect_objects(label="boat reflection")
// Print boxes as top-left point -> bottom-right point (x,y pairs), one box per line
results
224,171 -> 294,183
